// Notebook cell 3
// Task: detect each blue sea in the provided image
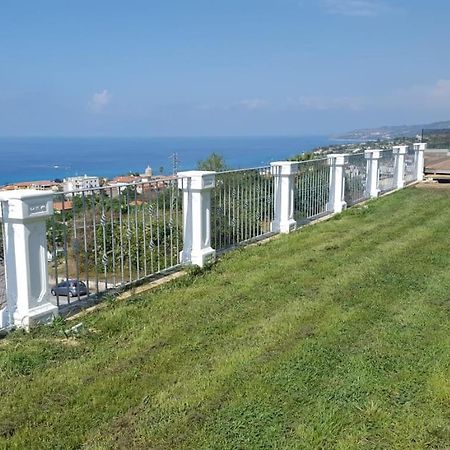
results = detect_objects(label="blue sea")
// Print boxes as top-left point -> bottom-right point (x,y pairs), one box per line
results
0,136 -> 342,185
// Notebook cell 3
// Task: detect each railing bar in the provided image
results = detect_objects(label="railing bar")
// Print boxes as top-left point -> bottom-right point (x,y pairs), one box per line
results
264,170 -> 268,232
163,185 -> 168,270
245,176 -> 249,241
307,167 -> 311,218
50,209 -> 60,306
73,193 -> 81,301
218,176 -> 222,249
224,175 -> 228,248
118,188 -> 125,285
142,186 -> 148,277
169,183 -> 174,267
110,188 -> 116,287
311,166 -> 315,217
227,175 -> 231,248
314,168 -> 318,215
82,192 -> 90,299
134,187 -> 140,280
149,194 -> 155,274
126,188 -> 132,283
250,174 -> 254,239
176,180 -> 180,264
313,165 -> 318,216
254,173 -> 258,238
92,192 -> 99,294
249,173 -> 253,240
156,185 -> 161,273
61,196 -> 70,303
100,190 -> 108,291
258,173 -> 262,236
233,174 -> 238,246
236,173 -> 239,244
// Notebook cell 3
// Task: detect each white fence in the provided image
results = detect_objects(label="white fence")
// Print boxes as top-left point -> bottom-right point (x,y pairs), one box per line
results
0,143 -> 426,330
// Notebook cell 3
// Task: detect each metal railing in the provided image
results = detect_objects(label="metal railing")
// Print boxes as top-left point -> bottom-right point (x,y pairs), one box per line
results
0,206 -> 5,309
404,147 -> 417,184
47,178 -> 182,306
210,167 -> 275,251
294,158 -> 330,224
378,150 -> 396,193
344,153 -> 368,206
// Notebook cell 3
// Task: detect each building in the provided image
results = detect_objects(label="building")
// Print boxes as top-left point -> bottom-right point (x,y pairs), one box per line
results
140,165 -> 153,182
0,180 -> 61,192
53,200 -> 73,213
63,175 -> 100,196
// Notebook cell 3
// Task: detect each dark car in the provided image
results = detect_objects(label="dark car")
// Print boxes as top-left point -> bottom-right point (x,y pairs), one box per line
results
51,279 -> 88,297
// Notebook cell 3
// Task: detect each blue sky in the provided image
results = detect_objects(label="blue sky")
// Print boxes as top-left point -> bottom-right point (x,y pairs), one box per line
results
1,0 -> 450,136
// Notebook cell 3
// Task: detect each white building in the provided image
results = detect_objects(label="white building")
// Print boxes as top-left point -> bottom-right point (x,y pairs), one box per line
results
140,165 -> 153,182
63,175 -> 100,196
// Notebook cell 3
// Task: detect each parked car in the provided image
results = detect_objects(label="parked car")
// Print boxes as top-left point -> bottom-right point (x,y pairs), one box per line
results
51,279 -> 88,297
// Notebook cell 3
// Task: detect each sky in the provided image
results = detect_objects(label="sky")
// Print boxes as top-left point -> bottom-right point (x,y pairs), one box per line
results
1,0 -> 450,137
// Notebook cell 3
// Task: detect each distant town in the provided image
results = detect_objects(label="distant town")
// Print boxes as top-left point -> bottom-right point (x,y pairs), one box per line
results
291,136 -> 420,161
0,165 -> 176,198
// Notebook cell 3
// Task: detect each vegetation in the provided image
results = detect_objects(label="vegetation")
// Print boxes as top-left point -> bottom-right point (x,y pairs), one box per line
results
197,152 -> 228,171
422,128 -> 450,148
1,186 -> 450,449
290,150 -> 319,161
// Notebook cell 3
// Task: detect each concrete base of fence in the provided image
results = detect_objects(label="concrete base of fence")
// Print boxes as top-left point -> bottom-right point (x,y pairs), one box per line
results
13,302 -> 58,329
0,307 -> 9,330
273,219 -> 297,234
180,247 -> 216,267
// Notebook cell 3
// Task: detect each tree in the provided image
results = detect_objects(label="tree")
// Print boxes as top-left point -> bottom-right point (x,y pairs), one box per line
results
290,151 -> 315,162
197,152 -> 228,172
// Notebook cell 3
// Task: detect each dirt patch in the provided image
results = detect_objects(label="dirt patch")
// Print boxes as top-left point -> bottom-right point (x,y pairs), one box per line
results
416,180 -> 450,189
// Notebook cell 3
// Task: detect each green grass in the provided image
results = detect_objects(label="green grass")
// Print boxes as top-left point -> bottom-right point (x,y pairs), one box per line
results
1,185 -> 450,449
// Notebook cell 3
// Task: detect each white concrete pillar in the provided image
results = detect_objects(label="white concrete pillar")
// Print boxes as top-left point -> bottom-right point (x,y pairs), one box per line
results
327,154 -> 348,213
0,190 -> 58,330
413,142 -> 427,181
364,150 -> 381,198
271,161 -> 299,234
178,171 -> 216,267
393,145 -> 408,189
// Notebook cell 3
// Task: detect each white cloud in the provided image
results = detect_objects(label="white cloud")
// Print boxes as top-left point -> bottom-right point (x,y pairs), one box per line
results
196,98 -> 270,112
236,98 -> 270,111
288,95 -> 363,111
320,0 -> 387,16
391,79 -> 450,111
427,79 -> 450,104
89,89 -> 112,113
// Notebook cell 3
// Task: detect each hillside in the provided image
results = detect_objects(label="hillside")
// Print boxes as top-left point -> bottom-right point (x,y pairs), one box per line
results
337,120 -> 450,140
1,186 -> 450,449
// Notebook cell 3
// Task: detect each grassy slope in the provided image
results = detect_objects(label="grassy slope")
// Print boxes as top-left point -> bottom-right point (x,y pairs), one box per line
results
0,185 -> 450,449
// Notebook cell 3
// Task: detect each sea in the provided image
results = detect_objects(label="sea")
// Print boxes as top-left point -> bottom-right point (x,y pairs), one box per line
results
0,136 -> 345,185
